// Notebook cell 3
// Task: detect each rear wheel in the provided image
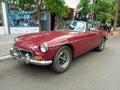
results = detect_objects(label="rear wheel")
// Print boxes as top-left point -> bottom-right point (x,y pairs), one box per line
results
96,38 -> 105,51
51,46 -> 72,73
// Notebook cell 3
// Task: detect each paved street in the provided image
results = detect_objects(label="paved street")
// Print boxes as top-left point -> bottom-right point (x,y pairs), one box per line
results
0,35 -> 120,90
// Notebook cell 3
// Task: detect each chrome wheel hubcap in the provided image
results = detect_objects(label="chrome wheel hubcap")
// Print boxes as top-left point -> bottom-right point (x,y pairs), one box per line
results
58,50 -> 70,68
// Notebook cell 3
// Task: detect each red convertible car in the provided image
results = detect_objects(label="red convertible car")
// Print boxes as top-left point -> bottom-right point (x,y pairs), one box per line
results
10,21 -> 108,73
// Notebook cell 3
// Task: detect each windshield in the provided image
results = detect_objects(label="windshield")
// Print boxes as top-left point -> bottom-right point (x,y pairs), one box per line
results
55,21 -> 86,32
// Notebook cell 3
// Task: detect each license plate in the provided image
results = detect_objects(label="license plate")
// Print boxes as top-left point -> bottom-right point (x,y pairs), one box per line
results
15,56 -> 25,63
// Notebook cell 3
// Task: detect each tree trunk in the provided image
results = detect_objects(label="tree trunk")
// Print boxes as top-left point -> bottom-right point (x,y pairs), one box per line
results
113,0 -> 118,31
92,0 -> 95,21
37,6 -> 41,32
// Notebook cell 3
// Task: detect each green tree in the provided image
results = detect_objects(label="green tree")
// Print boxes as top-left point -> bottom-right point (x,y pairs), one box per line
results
93,0 -> 118,30
77,0 -> 117,29
77,0 -> 91,17
95,0 -> 113,22
4,0 -> 69,31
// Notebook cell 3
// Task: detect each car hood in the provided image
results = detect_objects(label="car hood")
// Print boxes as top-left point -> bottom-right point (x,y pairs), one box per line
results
14,31 -> 77,50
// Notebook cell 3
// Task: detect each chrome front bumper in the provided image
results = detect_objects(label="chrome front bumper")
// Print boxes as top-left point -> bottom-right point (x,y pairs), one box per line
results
10,48 -> 52,65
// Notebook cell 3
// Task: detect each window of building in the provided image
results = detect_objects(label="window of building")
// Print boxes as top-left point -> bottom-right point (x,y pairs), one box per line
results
8,4 -> 38,27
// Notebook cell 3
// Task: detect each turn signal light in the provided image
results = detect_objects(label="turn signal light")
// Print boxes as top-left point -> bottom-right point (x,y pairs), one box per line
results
35,56 -> 42,61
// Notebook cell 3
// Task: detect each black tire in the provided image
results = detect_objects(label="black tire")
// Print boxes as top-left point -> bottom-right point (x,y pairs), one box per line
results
96,38 -> 105,51
51,46 -> 72,73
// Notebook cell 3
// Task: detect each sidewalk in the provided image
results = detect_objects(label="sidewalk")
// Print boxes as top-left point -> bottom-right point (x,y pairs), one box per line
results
0,34 -> 21,62
108,27 -> 120,37
0,29 -> 120,62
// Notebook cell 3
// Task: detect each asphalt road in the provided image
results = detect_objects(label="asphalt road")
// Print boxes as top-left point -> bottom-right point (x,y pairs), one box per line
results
0,36 -> 120,90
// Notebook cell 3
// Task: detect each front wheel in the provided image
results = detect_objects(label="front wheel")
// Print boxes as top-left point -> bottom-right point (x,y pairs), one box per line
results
51,46 -> 72,73
96,38 -> 105,51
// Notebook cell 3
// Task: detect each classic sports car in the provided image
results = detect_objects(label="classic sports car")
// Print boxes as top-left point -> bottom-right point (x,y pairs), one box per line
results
10,21 -> 108,73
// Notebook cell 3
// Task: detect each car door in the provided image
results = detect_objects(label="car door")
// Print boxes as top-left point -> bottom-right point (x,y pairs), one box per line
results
69,21 -> 102,57
70,32 -> 89,57
69,21 -> 89,57
84,30 -> 99,51
72,29 -> 100,58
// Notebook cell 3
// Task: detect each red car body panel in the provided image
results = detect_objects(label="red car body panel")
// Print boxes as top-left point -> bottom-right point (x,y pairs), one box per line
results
14,29 -> 107,61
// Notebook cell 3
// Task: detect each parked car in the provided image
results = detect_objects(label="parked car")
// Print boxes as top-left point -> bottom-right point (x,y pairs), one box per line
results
10,21 -> 108,73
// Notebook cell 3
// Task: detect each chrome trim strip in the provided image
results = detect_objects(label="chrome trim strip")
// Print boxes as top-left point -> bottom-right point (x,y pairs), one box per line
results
30,60 -> 52,65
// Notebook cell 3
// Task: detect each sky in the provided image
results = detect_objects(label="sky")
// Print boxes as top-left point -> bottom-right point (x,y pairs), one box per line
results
65,0 -> 94,8
65,0 -> 80,9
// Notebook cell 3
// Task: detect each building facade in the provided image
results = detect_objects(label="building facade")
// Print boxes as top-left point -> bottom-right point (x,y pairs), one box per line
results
0,1 -> 75,34
0,2 -> 52,34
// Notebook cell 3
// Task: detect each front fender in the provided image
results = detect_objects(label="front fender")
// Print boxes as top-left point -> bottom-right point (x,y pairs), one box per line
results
33,45 -> 62,61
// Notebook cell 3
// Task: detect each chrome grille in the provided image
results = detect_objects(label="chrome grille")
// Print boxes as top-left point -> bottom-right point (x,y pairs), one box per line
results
20,50 -> 32,56
14,46 -> 32,56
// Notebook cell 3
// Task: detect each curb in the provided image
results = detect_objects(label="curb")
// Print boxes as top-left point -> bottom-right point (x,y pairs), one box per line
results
0,55 -> 13,62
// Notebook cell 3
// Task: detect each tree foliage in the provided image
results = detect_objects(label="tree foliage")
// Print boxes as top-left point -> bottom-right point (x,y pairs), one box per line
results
94,0 -> 115,23
77,0 -> 91,16
77,0 -> 116,24
4,0 -> 69,18
44,0 -> 69,18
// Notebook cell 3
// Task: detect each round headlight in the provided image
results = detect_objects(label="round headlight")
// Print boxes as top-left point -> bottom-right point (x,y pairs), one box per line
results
14,37 -> 19,42
40,42 -> 48,53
